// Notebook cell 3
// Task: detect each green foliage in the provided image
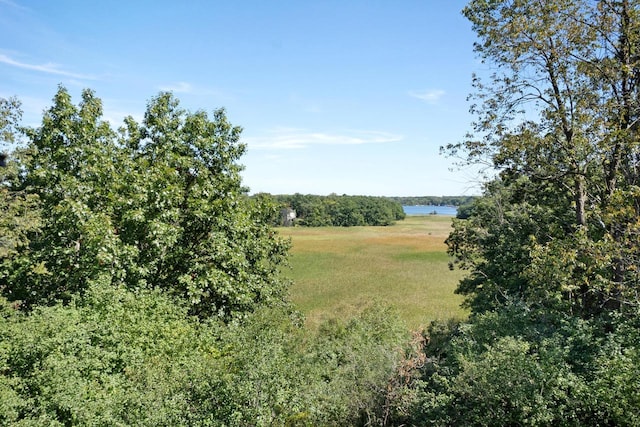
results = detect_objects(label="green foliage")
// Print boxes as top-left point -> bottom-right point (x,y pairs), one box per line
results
211,302 -> 408,426
0,285 -> 223,426
269,193 -> 405,227
446,337 -> 576,425
5,284 -> 638,426
454,201 -> 474,219
0,96 -> 22,148
0,97 -> 41,262
446,176 -> 572,313
444,0 -> 640,319
305,304 -> 408,425
590,316 -> 640,424
396,303 -> 640,426
0,289 -> 410,426
1,87 -> 290,321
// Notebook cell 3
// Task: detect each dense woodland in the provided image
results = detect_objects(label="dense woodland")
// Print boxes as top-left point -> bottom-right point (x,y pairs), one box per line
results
266,193 -> 406,226
2,0 -> 640,425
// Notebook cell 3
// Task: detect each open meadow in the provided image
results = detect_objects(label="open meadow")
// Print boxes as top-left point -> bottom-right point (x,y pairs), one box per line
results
280,215 -> 468,329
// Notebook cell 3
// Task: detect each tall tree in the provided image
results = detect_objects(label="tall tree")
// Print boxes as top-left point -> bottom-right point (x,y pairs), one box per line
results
446,0 -> 640,317
1,87 -> 290,321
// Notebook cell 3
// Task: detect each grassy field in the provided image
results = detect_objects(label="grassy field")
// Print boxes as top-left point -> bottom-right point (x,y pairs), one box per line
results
279,215 -> 468,329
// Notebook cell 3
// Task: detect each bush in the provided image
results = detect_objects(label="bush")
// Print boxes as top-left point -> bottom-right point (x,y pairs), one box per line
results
0,288 -> 413,426
0,284 -> 223,425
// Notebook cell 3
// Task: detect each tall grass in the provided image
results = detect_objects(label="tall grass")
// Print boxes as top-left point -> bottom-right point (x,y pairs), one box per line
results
280,216 -> 468,329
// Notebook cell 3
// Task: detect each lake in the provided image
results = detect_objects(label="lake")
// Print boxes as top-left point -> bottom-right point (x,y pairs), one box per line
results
403,205 -> 458,216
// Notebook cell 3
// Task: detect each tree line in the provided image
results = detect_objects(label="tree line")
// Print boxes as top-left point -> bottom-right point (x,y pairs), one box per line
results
265,193 -> 406,226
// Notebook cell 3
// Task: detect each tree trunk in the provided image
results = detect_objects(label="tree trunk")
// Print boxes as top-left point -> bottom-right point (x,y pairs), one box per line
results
575,175 -> 586,227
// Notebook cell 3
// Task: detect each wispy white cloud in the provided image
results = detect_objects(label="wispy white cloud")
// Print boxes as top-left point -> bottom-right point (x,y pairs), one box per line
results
245,127 -> 403,150
409,89 -> 445,104
0,54 -> 96,80
158,81 -> 192,93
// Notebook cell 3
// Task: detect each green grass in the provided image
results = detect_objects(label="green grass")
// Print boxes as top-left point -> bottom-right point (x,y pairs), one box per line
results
279,216 -> 468,329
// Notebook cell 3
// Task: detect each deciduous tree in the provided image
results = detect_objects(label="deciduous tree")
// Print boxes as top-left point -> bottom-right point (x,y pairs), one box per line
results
446,0 -> 640,317
1,87 -> 290,321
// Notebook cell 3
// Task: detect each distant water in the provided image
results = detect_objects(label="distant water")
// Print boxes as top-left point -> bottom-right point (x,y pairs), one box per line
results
403,205 -> 458,216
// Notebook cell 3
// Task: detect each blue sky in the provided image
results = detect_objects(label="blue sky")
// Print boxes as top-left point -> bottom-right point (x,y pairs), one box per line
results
0,0 -> 481,196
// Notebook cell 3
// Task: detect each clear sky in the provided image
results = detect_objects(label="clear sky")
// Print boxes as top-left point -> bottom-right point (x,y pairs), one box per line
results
0,0 -> 482,196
